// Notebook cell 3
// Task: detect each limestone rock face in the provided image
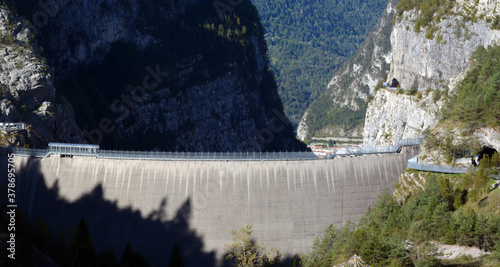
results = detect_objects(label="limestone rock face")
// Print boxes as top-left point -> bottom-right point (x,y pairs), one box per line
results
456,0 -> 500,20
389,10 -> 500,90
363,89 -> 444,146
13,0 -> 304,152
475,127 -> 500,152
296,110 -> 309,141
364,0 -> 500,147
301,0 -> 500,140
0,5 -> 83,147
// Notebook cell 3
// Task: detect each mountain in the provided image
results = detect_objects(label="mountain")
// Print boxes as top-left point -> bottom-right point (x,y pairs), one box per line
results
299,0 -> 500,140
2,0 -> 306,152
0,1 -> 82,147
251,0 -> 389,127
303,1 -> 500,265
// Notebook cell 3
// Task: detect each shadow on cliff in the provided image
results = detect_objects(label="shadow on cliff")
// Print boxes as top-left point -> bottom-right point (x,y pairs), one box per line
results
0,156 -> 216,266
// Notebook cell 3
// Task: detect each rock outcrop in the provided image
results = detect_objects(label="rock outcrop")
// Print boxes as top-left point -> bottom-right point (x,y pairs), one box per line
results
297,0 -> 398,140
389,10 -> 500,91
363,89 -> 444,146
0,4 -> 83,147
300,0 -> 500,141
475,127 -> 500,152
7,0 -> 305,152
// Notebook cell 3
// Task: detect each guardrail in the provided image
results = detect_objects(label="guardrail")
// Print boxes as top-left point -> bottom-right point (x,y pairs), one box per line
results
384,87 -> 445,91
98,150 -> 318,161
408,157 -> 468,174
0,122 -> 25,131
0,147 -> 50,157
0,138 -> 421,161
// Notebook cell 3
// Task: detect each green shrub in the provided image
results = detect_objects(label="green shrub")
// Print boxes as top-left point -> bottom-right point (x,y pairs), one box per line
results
0,32 -> 15,45
442,45 -> 500,128
432,90 -> 442,102
492,15 -> 500,30
409,87 -> 418,95
0,84 -> 8,95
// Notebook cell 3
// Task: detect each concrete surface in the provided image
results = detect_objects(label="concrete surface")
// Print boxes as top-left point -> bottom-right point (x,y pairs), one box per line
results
0,146 -> 418,266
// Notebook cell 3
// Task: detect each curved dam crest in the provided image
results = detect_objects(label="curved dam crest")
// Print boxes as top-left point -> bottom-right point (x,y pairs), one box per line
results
1,147 -> 418,266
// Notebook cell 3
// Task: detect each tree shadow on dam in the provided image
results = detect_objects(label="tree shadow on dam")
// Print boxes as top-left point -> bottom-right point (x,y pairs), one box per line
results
2,156 -> 217,266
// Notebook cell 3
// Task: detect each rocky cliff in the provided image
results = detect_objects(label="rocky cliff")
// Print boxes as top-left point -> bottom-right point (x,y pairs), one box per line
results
5,0 -> 305,152
389,6 -> 500,91
363,89 -> 444,146
0,2 -> 82,147
363,0 -> 500,146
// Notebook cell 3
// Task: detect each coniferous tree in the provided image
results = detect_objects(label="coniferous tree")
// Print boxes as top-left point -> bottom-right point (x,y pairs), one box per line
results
71,218 -> 95,266
168,242 -> 185,267
121,242 -> 150,267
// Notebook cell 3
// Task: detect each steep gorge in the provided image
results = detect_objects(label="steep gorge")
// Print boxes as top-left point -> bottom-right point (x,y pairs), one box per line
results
2,0 -> 305,152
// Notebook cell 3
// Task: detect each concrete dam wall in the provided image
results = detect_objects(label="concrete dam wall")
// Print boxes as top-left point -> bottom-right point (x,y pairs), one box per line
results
0,147 -> 418,266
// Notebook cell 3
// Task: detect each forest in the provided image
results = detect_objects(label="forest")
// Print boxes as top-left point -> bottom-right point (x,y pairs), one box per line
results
251,0 -> 389,126
442,45 -> 500,128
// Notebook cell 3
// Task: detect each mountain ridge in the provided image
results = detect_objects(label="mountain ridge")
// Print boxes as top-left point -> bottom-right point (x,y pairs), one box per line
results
1,0 -> 306,152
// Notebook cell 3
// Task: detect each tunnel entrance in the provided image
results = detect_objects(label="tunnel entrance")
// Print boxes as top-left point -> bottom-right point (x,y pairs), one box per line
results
473,146 -> 498,166
478,146 -> 497,161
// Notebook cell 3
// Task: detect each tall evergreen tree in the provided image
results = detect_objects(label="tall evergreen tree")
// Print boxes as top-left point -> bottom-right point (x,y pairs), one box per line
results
121,242 -> 150,267
70,218 -> 95,266
168,242 -> 185,267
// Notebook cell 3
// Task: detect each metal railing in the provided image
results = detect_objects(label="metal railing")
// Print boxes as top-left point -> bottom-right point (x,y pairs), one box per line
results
408,157 -> 468,174
384,87 -> 445,91
48,143 -> 99,157
0,147 -> 50,157
0,122 -> 25,131
98,150 -> 318,161
332,138 -> 420,156
0,138 -> 421,161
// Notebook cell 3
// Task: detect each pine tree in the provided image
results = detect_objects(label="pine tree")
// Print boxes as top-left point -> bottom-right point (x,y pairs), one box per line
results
168,242 -> 185,267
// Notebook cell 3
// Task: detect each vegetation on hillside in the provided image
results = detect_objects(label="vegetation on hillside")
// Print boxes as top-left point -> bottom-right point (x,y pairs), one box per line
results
442,45 -> 500,128
396,0 -> 500,39
252,0 -> 389,126
305,97 -> 368,137
304,154 -> 500,266
396,0 -> 454,34
225,225 -> 281,267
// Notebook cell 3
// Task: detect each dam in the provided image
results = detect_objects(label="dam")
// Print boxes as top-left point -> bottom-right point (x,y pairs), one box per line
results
1,146 -> 418,266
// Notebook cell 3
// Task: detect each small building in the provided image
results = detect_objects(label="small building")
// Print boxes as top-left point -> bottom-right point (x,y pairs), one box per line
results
48,143 -> 99,157
0,122 -> 25,131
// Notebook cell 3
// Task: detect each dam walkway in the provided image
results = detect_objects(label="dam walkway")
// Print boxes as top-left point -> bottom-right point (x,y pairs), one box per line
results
0,138 -> 421,161
408,156 -> 468,174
